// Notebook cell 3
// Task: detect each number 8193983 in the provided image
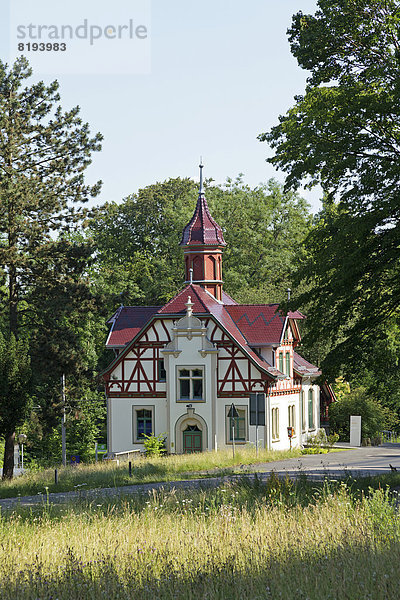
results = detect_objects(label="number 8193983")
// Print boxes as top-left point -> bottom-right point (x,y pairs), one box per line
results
18,43 -> 67,51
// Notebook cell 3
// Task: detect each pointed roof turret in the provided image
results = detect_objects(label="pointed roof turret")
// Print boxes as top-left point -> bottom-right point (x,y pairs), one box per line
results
180,163 -> 226,246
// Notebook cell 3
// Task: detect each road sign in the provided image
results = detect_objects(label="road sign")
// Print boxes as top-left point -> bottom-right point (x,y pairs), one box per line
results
97,444 -> 107,452
250,393 -> 265,426
227,403 -> 239,419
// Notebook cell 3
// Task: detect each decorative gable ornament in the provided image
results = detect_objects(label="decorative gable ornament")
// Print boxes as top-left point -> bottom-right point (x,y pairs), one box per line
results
161,295 -> 218,358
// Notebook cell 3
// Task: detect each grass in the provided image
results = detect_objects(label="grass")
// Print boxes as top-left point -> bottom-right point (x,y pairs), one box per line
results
0,447 -> 315,499
0,474 -> 400,599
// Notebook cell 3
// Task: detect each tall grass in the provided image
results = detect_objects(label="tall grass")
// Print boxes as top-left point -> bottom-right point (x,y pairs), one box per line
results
1,476 -> 400,599
0,447 -> 304,499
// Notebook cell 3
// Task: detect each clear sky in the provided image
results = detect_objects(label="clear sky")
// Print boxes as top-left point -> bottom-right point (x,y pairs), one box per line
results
1,0 -> 321,211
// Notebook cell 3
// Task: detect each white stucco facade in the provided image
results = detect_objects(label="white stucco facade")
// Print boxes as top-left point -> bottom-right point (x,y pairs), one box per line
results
105,301 -> 321,455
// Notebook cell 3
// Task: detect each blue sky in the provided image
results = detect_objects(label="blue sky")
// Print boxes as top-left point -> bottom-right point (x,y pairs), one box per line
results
2,0 -> 321,211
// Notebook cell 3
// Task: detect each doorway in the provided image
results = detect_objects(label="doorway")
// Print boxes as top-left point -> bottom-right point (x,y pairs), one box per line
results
183,425 -> 202,453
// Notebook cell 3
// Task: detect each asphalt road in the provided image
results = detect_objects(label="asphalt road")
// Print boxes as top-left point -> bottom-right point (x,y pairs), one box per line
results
247,443 -> 400,480
0,444 -> 399,511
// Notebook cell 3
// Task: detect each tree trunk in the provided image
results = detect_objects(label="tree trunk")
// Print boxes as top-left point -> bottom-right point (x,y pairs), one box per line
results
2,431 -> 15,480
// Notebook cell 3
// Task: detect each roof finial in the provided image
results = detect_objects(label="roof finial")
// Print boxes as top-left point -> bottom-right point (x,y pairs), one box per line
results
186,295 -> 194,318
199,157 -> 204,196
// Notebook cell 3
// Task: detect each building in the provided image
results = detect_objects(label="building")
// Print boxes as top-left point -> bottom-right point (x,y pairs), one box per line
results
102,165 -> 327,454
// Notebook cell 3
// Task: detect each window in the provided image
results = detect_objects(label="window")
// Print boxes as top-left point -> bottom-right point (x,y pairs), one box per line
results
301,391 -> 306,432
133,406 -> 154,443
225,406 -> 247,443
286,352 -> 291,376
288,405 -> 295,435
157,358 -> 166,382
308,389 -> 314,429
279,352 -> 284,373
272,407 -> 279,440
178,367 -> 204,401
271,349 -> 275,367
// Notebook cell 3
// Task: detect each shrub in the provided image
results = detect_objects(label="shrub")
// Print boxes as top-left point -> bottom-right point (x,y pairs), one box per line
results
143,433 -> 166,456
329,384 -> 397,441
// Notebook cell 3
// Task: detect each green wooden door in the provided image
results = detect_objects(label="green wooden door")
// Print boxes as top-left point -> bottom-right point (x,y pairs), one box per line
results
183,426 -> 202,453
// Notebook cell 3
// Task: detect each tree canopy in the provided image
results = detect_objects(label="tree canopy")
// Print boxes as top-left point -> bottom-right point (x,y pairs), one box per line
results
259,0 -> 400,385
88,176 -> 312,312
0,57 -> 103,475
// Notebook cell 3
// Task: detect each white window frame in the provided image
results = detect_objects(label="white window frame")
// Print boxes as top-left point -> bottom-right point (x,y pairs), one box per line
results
288,404 -> 296,436
301,390 -> 306,432
308,388 -> 315,430
272,407 -> 280,441
133,405 -> 155,444
176,366 -> 205,402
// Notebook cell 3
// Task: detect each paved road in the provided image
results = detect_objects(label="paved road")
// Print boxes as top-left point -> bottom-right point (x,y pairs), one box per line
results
248,443 -> 400,479
0,444 -> 399,511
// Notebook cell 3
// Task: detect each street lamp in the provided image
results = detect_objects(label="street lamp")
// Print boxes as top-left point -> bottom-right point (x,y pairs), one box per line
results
18,434 -> 27,470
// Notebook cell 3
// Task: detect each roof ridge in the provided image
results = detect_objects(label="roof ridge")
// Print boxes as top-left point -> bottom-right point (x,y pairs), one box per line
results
122,305 -> 162,309
158,283 -> 210,314
226,303 -> 280,308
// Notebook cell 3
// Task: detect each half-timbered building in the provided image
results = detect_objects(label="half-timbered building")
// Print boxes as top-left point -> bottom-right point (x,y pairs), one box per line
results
102,166 -> 326,453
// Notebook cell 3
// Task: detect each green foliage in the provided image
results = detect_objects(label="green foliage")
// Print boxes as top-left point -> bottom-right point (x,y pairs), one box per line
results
88,176 -> 312,310
0,58 -> 103,471
0,332 -> 31,432
0,332 -> 32,477
143,433 -> 166,457
329,384 -> 398,441
259,0 -> 400,393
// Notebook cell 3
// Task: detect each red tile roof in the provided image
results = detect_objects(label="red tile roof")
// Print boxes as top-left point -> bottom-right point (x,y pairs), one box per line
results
287,310 -> 306,320
293,352 -> 321,377
106,306 -> 161,347
180,193 -> 226,247
222,290 -> 238,305
104,285 -> 307,381
157,284 -> 214,315
225,304 -> 285,345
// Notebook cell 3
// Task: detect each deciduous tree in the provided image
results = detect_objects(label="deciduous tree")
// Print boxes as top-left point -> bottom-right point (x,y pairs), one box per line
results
259,0 -> 400,380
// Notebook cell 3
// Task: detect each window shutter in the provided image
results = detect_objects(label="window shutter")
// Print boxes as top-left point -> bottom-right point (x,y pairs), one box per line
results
250,393 -> 265,426
250,393 -> 257,425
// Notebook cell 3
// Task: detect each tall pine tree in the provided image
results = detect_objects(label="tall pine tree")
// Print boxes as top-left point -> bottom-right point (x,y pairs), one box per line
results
0,57 -> 102,477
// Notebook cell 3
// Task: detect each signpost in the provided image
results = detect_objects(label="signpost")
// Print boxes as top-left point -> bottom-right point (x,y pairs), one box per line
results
95,443 -> 107,462
18,434 -> 27,470
250,393 -> 266,456
227,403 -> 239,458
287,426 -> 294,451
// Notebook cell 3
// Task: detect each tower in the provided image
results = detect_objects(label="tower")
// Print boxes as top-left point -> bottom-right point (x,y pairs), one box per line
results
180,163 -> 226,301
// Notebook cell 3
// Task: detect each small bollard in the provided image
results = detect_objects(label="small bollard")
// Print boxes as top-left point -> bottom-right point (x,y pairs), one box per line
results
129,461 -> 132,477
55,468 -> 58,485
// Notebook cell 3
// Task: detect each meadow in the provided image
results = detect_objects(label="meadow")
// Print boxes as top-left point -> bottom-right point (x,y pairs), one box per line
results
1,473 -> 400,599
0,447 -> 310,499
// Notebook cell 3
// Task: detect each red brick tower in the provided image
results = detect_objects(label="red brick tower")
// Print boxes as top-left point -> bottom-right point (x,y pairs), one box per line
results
180,163 -> 226,301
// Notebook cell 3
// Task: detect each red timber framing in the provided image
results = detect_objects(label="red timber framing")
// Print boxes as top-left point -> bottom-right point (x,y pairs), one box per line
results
216,343 -> 270,397
104,320 -> 170,398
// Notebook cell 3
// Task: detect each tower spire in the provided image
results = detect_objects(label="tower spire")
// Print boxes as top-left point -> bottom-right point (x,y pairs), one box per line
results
199,158 -> 204,196
180,163 -> 226,301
